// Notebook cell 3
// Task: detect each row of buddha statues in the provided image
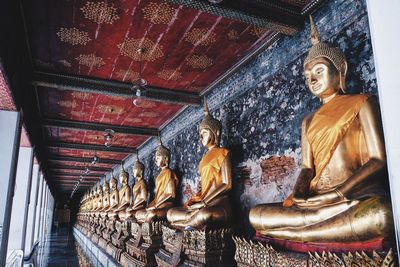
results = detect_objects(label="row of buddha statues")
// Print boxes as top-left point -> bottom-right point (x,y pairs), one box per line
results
76,17 -> 395,267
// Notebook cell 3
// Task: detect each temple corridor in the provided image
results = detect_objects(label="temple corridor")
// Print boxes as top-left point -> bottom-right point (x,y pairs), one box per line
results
1,0 -> 400,266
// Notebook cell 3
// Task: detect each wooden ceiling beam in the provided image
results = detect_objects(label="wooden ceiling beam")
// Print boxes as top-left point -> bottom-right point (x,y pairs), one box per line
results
32,71 -> 201,106
47,141 -> 135,154
49,173 -> 102,178
42,117 -> 158,137
48,155 -> 120,165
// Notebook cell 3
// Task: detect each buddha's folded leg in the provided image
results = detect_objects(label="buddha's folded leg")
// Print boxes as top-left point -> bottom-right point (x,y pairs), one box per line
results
182,204 -> 231,229
135,209 -> 147,223
250,200 -> 358,231
167,207 -> 194,224
145,207 -> 170,222
263,197 -> 394,243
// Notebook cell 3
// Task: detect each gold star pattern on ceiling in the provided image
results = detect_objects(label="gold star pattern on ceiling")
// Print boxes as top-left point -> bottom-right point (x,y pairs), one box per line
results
97,104 -> 125,115
71,92 -> 90,100
227,29 -> 240,40
250,26 -> 267,38
157,69 -> 182,81
184,28 -> 217,46
115,69 -> 140,82
75,54 -> 105,68
118,38 -> 164,62
81,1 -> 120,24
142,2 -> 176,24
56,27 -> 91,45
186,55 -> 213,69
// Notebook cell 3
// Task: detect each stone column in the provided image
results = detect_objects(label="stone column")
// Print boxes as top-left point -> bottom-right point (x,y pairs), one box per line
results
0,110 -> 21,265
366,0 -> 400,260
34,174 -> 44,242
7,146 -> 34,251
24,164 -> 40,254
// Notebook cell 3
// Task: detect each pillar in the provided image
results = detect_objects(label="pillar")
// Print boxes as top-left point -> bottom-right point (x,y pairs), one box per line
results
7,146 -> 34,251
24,164 -> 40,254
0,110 -> 21,265
33,174 -> 43,242
366,0 -> 400,259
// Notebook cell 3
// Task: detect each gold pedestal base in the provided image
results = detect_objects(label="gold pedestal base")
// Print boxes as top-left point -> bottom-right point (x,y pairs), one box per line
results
121,221 -> 164,267
156,225 -> 234,267
233,237 -> 396,267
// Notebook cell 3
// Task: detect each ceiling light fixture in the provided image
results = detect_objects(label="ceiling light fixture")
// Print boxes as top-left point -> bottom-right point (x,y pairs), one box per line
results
132,48 -> 148,107
104,107 -> 114,147
91,154 -> 99,165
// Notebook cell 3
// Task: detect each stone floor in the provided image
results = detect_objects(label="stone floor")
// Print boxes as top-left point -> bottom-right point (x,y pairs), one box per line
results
41,227 -> 93,267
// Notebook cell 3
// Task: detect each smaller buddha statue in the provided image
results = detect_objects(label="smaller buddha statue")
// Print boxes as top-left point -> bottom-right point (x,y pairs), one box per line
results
94,185 -> 104,217
135,139 -> 179,223
167,99 -> 232,229
113,165 -> 132,220
126,156 -> 148,220
105,173 -> 120,218
100,180 -> 110,218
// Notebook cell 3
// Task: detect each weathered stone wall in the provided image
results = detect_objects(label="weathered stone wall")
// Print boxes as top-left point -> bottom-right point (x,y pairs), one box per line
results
106,0 -> 378,236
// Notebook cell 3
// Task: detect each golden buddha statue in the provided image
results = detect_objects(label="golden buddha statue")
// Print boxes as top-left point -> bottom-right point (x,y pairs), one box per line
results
126,156 -> 148,220
135,139 -> 179,223
113,165 -> 132,220
167,99 -> 232,230
249,16 -> 394,245
105,173 -> 120,218
95,185 -> 103,213
100,180 -> 110,217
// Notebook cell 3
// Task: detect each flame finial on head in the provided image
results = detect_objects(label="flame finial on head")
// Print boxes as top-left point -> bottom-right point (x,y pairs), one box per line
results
309,15 -> 321,45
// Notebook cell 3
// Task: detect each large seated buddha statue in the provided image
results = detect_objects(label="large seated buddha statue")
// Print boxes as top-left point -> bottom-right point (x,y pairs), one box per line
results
135,139 -> 179,223
94,185 -> 103,217
167,99 -> 232,230
113,165 -> 132,220
126,156 -> 148,220
249,17 -> 394,248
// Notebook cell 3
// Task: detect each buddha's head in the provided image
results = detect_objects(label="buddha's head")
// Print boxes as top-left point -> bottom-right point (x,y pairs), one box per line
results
199,98 -> 222,148
155,137 -> 170,168
103,180 -> 110,193
132,156 -> 145,180
110,173 -> 117,190
304,16 -> 347,100
97,185 -> 102,194
119,165 -> 128,186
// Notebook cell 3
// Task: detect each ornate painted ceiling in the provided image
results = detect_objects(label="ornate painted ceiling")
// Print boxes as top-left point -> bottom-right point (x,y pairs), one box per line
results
10,0 -> 321,196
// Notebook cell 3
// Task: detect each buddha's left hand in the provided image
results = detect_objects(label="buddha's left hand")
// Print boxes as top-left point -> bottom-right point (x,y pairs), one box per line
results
296,190 -> 347,208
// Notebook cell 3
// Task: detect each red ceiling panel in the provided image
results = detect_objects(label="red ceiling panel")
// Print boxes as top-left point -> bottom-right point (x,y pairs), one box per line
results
39,89 -> 183,128
48,147 -> 128,161
50,161 -> 113,169
27,0 -> 273,92
45,127 -> 148,148
0,68 -> 16,111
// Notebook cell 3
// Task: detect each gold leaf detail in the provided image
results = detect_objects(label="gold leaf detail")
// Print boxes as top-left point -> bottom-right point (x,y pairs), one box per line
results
227,29 -> 240,40
186,55 -> 213,69
118,38 -> 164,62
70,111 -> 87,117
184,28 -> 216,46
75,54 -> 105,68
157,69 -> 182,81
97,104 -> 124,114
115,69 -> 140,82
71,92 -> 90,100
81,1 -> 120,24
56,27 -> 91,45
125,117 -> 143,124
142,2 -> 175,24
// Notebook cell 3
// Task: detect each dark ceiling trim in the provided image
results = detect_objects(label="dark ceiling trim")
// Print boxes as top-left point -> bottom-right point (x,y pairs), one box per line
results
163,0 -> 301,35
49,173 -> 102,178
48,156 -> 120,165
47,141 -> 136,154
32,71 -> 201,106
49,165 -> 111,172
42,117 -> 159,137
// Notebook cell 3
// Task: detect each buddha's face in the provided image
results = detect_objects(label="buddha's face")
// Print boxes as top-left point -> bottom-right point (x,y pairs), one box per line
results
120,175 -> 127,185
200,128 -> 216,148
304,57 -> 340,99
133,168 -> 143,179
110,180 -> 117,190
155,155 -> 168,168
